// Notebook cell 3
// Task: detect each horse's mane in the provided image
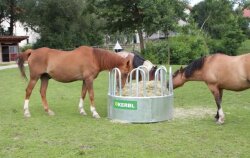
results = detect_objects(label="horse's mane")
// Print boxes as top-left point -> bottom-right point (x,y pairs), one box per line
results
183,56 -> 206,78
93,48 -> 125,70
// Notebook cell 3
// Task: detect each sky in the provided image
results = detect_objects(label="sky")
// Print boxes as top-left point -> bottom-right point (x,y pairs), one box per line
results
189,0 -> 204,6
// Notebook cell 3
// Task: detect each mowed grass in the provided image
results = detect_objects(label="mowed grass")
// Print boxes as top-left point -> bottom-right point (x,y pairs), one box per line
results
0,66 -> 250,158
237,39 -> 250,54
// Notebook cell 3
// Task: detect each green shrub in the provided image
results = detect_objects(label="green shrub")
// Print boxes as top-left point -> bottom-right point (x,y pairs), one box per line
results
20,44 -> 33,52
142,34 -> 209,65
142,40 -> 168,64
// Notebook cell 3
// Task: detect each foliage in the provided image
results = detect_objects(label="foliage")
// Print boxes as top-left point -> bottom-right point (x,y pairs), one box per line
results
169,35 -> 209,64
0,0 -> 7,33
92,0 -> 187,51
0,0 -> 21,35
142,40 -> 168,64
235,7 -> 250,39
0,68 -> 250,157
237,39 -> 250,54
142,34 -> 209,65
191,0 -> 246,55
20,44 -> 33,52
19,0 -> 103,49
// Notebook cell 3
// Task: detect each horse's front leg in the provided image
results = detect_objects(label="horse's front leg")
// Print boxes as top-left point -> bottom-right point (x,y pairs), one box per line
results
208,85 -> 225,124
86,79 -> 100,119
79,80 -> 87,115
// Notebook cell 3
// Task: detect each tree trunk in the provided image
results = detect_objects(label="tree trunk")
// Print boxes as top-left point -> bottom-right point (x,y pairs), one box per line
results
138,29 -> 144,52
9,0 -> 15,35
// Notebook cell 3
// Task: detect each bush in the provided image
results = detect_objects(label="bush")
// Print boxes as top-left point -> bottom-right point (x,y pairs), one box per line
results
142,34 -> 209,65
207,29 -> 245,55
20,44 -> 33,52
169,35 -> 209,64
142,40 -> 168,64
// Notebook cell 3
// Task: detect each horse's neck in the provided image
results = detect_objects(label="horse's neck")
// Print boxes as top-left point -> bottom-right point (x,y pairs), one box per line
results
96,51 -> 123,70
117,51 -> 132,58
186,70 -> 203,81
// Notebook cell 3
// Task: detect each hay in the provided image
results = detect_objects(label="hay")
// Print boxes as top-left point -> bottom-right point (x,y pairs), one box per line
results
120,80 -> 168,97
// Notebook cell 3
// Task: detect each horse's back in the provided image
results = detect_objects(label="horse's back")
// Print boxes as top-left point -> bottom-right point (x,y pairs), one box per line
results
27,47 -> 94,82
204,53 -> 250,90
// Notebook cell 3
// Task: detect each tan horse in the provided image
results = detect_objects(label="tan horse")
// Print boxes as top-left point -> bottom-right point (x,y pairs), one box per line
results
17,46 -> 132,118
172,53 -> 250,124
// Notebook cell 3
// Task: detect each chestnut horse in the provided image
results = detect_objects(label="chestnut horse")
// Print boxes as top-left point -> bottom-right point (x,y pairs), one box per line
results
117,51 -> 158,80
172,53 -> 250,124
17,46 -> 132,118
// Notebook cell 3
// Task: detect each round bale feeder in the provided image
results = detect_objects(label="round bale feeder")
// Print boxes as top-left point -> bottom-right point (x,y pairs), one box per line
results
107,66 -> 174,123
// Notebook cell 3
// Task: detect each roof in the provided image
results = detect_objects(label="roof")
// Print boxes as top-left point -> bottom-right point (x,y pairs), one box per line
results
0,36 -> 29,43
243,9 -> 250,18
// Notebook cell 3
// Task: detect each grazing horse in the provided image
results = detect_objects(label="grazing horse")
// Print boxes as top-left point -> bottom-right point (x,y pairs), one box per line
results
17,46 -> 132,118
117,51 -> 158,80
172,53 -> 250,124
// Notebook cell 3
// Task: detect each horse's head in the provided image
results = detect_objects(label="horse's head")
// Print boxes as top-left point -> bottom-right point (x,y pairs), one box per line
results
149,65 -> 158,80
172,66 -> 186,89
117,56 -> 133,88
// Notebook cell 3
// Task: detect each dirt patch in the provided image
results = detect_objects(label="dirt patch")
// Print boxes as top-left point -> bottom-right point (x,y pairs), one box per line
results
174,107 -> 215,119
109,107 -> 215,123
110,119 -> 130,124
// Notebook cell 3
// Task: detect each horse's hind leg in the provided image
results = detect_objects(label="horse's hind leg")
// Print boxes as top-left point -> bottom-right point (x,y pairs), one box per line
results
209,85 -> 225,124
86,79 -> 100,119
78,80 -> 87,115
23,77 -> 39,117
40,75 -> 54,116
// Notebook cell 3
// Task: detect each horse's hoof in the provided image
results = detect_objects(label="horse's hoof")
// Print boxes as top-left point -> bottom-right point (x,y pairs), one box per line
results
80,109 -> 87,116
48,110 -> 55,116
80,111 -> 87,116
216,118 -> 224,125
24,111 -> 31,118
93,113 -> 100,119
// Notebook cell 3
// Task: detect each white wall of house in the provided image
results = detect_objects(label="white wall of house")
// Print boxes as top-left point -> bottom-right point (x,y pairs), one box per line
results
14,21 -> 39,47
2,21 -> 39,47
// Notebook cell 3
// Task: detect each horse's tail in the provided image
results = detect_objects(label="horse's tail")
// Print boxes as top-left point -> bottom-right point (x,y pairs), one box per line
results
17,49 -> 32,80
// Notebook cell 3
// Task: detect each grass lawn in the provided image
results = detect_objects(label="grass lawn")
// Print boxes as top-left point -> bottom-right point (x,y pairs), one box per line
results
0,67 -> 250,158
237,39 -> 250,54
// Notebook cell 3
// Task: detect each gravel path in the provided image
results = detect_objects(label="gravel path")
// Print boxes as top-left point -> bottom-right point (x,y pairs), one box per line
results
0,64 -> 27,70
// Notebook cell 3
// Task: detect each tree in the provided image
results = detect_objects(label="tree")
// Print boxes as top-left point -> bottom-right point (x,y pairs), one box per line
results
0,0 -> 22,35
234,0 -> 250,38
191,0 -> 246,55
91,0 -> 187,51
19,0 -> 104,49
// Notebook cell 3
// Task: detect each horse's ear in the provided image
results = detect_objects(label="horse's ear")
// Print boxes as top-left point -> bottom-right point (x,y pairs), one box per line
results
125,56 -> 132,70
125,58 -> 131,70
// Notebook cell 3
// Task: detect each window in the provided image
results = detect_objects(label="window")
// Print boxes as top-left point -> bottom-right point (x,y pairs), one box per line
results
9,46 -> 18,53
9,45 -> 19,61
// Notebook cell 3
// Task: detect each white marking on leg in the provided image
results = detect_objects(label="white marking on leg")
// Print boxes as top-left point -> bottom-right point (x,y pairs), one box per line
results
23,99 -> 31,117
90,106 -> 100,118
78,98 -> 87,115
217,108 -> 225,124
48,109 -> 55,116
